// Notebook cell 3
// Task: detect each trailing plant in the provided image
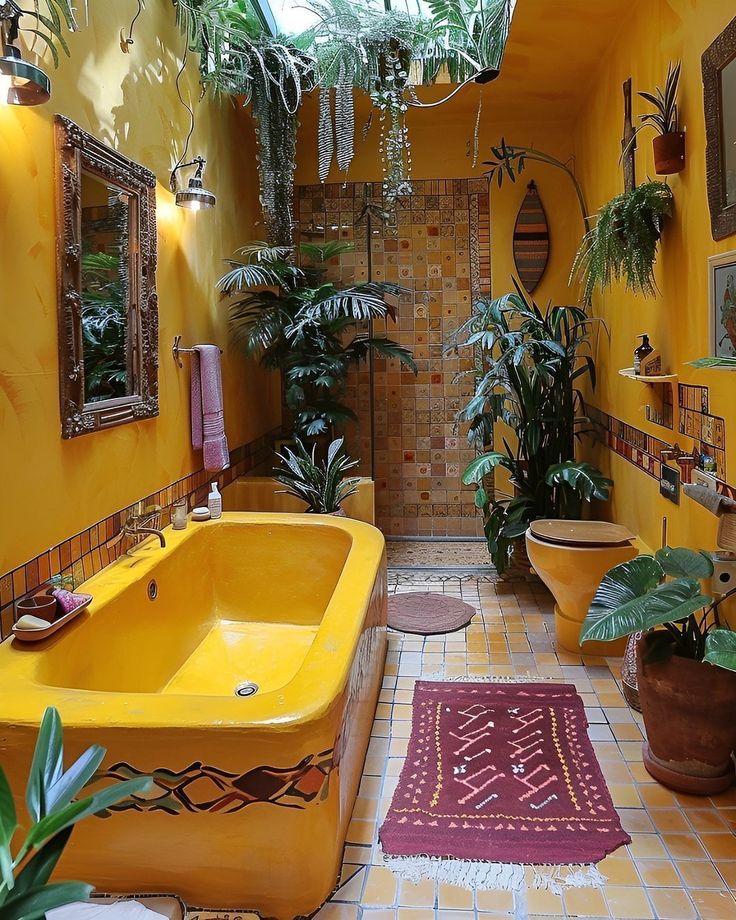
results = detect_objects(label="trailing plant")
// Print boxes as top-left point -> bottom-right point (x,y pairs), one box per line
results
6,0 -> 78,69
273,436 -> 359,513
220,240 -> 416,437
581,546 -> 736,671
571,181 -> 674,306
0,707 -> 151,920
174,2 -> 316,244
450,281 -> 611,573
623,61 -> 682,154
484,138 -> 590,232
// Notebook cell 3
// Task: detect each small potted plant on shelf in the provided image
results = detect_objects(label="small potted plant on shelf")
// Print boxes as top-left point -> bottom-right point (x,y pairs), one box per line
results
572,180 -> 674,305
273,436 -> 360,516
580,546 -> 736,795
627,62 -> 685,175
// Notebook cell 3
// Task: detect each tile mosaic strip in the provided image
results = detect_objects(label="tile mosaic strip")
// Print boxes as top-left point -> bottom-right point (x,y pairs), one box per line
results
678,383 -> 726,478
0,428 -> 278,641
296,178 -> 489,538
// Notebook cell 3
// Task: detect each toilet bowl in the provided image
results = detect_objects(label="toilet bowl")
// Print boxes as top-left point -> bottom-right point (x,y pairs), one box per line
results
525,520 -> 639,656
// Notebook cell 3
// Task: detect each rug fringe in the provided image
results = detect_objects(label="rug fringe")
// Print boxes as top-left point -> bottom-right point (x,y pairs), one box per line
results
382,852 -> 606,894
419,672 -> 553,683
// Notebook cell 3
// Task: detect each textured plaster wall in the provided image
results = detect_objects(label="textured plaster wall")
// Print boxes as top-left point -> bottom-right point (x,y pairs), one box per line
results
0,3 -> 279,574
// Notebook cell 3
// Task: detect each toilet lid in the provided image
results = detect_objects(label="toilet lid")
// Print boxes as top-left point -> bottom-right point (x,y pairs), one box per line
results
529,519 -> 636,547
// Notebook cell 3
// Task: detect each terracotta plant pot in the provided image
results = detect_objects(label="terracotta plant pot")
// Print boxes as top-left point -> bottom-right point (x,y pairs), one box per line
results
636,633 -> 736,794
653,131 -> 686,175
15,592 -> 58,624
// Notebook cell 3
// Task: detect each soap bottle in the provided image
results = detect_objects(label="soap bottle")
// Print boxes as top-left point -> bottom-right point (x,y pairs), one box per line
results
208,482 -> 222,520
634,334 -> 653,375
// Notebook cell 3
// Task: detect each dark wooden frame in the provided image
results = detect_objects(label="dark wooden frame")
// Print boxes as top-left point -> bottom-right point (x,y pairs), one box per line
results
703,15 -> 736,241
54,114 -> 158,439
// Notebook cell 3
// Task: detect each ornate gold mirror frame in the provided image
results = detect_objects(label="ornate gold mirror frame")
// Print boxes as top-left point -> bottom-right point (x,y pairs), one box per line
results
55,114 -> 159,439
703,15 -> 736,241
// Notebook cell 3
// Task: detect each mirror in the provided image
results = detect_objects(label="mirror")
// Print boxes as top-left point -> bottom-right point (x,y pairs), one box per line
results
703,16 -> 736,240
55,115 -> 158,438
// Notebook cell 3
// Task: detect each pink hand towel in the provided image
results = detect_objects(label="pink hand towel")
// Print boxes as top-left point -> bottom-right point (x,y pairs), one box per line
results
190,344 -> 230,472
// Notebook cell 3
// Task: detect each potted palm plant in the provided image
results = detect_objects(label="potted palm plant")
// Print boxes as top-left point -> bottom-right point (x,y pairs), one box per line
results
273,436 -> 360,516
572,180 -> 674,306
581,546 -> 736,794
451,282 -> 612,575
219,240 -> 416,438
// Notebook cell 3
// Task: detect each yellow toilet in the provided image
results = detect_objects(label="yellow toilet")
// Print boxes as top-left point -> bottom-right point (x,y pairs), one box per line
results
525,520 -> 639,656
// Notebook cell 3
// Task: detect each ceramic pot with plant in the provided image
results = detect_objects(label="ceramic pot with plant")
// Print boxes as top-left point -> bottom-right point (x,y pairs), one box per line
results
581,546 -> 736,795
627,61 -> 685,175
452,281 -> 612,576
273,436 -> 360,516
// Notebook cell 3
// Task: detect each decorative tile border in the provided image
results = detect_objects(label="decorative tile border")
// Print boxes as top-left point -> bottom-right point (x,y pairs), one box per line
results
0,428 -> 279,641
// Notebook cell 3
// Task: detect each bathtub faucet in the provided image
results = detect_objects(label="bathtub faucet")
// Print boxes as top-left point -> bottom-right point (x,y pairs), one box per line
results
117,504 -> 167,550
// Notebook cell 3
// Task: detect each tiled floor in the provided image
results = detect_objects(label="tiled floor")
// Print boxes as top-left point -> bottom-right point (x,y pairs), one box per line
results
315,573 -> 736,920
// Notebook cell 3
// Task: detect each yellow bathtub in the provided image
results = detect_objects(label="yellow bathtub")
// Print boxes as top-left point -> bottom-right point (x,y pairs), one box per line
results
0,513 -> 387,920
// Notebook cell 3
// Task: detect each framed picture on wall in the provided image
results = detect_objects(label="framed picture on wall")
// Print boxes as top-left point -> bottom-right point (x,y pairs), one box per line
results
709,250 -> 736,362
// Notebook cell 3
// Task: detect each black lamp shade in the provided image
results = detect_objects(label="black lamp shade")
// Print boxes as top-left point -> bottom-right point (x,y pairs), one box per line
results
0,45 -> 50,105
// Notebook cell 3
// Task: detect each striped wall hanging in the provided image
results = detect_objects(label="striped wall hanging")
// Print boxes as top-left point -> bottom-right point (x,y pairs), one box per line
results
513,180 -> 550,294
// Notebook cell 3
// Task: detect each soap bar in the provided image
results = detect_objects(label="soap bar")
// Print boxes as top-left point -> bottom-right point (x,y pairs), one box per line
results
191,506 -> 211,521
15,614 -> 50,630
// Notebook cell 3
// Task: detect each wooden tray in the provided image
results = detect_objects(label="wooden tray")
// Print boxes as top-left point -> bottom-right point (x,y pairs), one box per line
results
12,596 -> 92,642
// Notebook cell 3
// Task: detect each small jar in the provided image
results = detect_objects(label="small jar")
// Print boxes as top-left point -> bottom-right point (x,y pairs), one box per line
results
172,499 -> 188,530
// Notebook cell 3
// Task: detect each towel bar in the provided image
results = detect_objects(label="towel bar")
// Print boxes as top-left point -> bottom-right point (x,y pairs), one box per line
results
172,335 -> 223,368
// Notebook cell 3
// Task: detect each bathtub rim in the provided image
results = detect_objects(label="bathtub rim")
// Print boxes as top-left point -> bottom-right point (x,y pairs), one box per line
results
0,512 -> 386,730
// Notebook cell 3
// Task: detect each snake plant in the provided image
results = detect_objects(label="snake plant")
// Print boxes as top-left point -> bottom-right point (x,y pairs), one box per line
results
0,708 -> 151,920
581,547 -> 736,671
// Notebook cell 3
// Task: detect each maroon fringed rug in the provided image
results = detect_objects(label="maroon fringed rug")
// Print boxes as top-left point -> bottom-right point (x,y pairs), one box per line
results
380,682 -> 630,882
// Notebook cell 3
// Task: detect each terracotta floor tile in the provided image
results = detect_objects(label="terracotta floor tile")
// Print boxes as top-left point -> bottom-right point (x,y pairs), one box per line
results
562,885 -> 609,916
523,886 -> 564,914
684,808 -> 728,832
699,832 -> 736,861
649,809 -> 692,833
363,866 -> 398,907
597,855 -> 639,886
398,878 -> 435,908
627,834 -> 668,858
661,833 -> 707,860
635,858 -> 681,887
397,909 -> 434,919
609,783 -> 642,808
437,883 -> 473,909
689,889 -> 736,920
637,784 -> 679,808
603,885 -> 654,918
313,904 -> 360,919
647,888 -> 697,920
475,889 -> 514,912
677,859 -> 728,889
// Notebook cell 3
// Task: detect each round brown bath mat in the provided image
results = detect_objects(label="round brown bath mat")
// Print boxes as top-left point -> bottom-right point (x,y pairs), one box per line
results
388,592 -> 476,635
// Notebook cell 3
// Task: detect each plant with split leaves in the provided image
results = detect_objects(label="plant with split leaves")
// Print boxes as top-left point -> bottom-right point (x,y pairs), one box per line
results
220,240 -> 416,437
450,281 -> 611,573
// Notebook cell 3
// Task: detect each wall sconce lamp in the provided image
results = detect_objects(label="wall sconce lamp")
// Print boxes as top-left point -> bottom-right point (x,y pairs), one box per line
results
0,1 -> 51,105
169,156 -> 216,211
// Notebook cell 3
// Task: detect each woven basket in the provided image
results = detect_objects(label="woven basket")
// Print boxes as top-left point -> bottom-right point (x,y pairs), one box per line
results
621,631 -> 643,711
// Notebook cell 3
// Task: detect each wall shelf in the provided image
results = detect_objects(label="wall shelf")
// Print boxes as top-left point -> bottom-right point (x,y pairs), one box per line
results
618,368 -> 678,386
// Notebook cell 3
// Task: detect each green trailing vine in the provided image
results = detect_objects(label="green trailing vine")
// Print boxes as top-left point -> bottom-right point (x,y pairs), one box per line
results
572,181 -> 674,306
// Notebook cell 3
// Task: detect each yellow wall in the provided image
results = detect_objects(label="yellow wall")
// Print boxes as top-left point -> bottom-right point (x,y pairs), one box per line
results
573,0 -> 736,552
0,3 -> 280,574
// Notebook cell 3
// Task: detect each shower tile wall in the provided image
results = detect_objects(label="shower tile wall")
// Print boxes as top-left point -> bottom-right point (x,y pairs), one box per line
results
296,179 -> 490,537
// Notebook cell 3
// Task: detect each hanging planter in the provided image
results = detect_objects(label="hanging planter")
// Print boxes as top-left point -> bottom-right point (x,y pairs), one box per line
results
624,61 -> 686,177
653,130 -> 686,175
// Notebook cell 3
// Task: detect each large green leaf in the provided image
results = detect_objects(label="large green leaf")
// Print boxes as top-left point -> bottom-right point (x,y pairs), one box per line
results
545,461 -> 612,502
704,629 -> 736,673
0,881 -> 92,920
12,828 -> 73,897
0,769 -> 16,891
655,546 -> 714,579
45,746 -> 105,814
461,451 -> 512,485
581,555 -> 711,643
26,709 -> 63,823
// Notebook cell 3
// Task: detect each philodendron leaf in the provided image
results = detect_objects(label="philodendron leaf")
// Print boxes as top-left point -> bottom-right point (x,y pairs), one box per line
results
545,461 -> 613,502
655,546 -> 714,579
704,629 -> 736,673
461,452 -> 511,485
582,566 -> 711,644
0,881 -> 92,920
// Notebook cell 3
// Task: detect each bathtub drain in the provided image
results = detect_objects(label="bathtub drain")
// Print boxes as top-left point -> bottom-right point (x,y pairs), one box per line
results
234,681 -> 259,697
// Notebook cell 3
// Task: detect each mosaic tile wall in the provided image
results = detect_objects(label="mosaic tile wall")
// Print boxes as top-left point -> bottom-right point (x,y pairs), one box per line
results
0,428 -> 278,640
296,179 -> 491,537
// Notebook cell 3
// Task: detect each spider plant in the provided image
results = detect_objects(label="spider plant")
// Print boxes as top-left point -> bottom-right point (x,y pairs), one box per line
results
623,61 -> 682,155
571,181 -> 674,306
581,546 -> 736,670
0,707 -> 151,920
219,240 -> 416,437
273,436 -> 360,514
450,281 -> 611,573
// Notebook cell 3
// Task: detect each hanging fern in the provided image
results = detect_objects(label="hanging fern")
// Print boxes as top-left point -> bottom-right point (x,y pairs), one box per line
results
571,181 -> 674,305
317,85 -> 334,183
334,59 -> 354,172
